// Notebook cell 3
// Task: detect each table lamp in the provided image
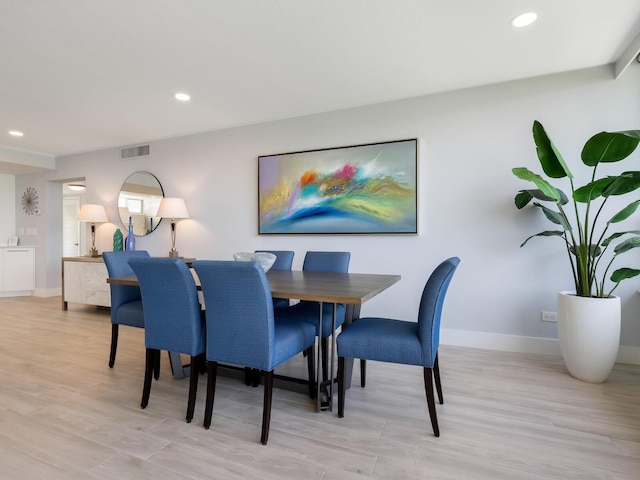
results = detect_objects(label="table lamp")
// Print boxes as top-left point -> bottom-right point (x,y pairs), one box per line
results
77,204 -> 109,257
157,197 -> 189,258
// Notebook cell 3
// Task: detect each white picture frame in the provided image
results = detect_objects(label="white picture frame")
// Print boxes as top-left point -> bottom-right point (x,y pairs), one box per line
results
7,236 -> 18,246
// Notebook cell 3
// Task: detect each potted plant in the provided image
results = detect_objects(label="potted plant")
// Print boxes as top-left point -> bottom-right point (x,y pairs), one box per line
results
513,120 -> 640,382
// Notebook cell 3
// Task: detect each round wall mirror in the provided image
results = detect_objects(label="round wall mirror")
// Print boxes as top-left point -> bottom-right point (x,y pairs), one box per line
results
118,171 -> 164,236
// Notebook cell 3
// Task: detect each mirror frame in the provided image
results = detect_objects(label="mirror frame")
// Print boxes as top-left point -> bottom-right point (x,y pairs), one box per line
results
118,171 -> 164,236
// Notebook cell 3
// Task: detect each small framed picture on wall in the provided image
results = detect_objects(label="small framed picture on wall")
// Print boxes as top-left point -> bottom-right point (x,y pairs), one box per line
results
7,236 -> 18,246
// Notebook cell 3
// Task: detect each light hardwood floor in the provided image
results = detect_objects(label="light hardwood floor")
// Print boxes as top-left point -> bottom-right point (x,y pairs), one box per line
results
0,295 -> 639,479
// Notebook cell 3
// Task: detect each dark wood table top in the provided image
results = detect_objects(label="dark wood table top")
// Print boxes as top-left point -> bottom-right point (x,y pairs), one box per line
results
108,269 -> 401,305
267,270 -> 400,304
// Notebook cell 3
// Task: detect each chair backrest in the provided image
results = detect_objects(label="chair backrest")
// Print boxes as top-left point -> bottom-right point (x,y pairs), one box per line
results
192,260 -> 276,371
103,250 -> 150,321
255,250 -> 294,271
302,251 -> 350,273
128,257 -> 204,356
418,257 -> 460,365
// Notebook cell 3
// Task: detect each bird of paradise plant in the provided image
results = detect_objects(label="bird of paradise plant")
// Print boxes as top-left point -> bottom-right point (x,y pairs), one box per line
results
513,120 -> 640,298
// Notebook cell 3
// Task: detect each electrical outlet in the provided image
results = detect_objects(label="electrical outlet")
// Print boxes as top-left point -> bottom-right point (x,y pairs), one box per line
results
542,311 -> 557,322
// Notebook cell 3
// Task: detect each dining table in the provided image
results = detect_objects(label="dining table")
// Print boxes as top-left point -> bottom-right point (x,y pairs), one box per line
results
108,267 -> 401,411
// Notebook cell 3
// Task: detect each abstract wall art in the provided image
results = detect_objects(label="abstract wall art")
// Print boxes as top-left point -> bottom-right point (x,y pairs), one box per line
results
258,139 -> 417,234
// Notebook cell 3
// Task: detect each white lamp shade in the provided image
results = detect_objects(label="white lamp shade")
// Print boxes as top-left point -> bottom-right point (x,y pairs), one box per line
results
157,197 -> 189,219
77,204 -> 108,223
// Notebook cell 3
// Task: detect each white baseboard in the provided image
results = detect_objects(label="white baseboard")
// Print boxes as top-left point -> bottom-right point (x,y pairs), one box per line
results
32,287 -> 61,298
617,345 -> 640,365
0,291 -> 31,297
440,328 -> 640,366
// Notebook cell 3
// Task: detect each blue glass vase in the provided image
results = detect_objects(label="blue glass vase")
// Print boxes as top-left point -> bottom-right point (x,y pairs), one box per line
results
126,219 -> 135,251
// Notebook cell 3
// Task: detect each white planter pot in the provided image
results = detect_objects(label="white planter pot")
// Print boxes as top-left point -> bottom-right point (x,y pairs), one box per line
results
557,291 -> 620,383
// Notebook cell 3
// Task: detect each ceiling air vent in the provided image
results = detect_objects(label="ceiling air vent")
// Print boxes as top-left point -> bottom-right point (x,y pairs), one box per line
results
121,145 -> 150,159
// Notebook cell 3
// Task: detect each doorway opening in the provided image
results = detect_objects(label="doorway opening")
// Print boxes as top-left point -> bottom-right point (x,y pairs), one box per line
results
62,181 -> 86,257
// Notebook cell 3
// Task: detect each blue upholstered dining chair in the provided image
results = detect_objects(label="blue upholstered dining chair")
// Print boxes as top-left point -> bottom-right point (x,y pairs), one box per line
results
192,260 -> 316,445
254,250 -> 294,310
336,257 -> 460,437
128,257 -> 206,423
243,250 -> 296,387
103,250 -> 150,370
278,251 -> 351,381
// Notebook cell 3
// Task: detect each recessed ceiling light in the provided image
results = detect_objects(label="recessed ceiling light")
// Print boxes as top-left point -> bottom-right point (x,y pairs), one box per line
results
9,130 -> 24,137
174,92 -> 191,101
511,12 -> 538,28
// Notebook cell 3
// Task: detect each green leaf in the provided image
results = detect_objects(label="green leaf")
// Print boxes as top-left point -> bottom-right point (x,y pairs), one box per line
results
613,236 -> 640,254
588,244 -> 602,258
533,202 -> 571,229
520,230 -> 565,248
603,171 -> 640,196
582,131 -> 640,166
610,268 -> 640,283
609,200 -> 640,224
573,177 -> 616,202
602,230 -> 640,247
516,189 -> 568,207
514,190 -> 533,209
532,121 -> 573,179
512,167 -> 562,201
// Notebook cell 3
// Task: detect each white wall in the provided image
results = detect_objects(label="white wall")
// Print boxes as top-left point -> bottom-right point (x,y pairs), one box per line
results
0,174 -> 16,243
16,64 -> 640,360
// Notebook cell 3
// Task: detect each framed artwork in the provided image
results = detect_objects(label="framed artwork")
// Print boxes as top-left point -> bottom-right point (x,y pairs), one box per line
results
7,236 -> 18,246
21,187 -> 39,215
258,139 -> 417,234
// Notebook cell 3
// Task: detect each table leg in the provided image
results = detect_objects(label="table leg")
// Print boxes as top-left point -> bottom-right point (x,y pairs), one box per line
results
315,302 -> 338,412
316,302 -> 323,411
341,304 -> 361,389
314,301 -> 366,410
329,303 -> 337,412
168,351 -> 190,379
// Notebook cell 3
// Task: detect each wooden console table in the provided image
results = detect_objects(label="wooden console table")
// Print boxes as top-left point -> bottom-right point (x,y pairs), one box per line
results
61,256 -> 110,310
62,255 -> 195,310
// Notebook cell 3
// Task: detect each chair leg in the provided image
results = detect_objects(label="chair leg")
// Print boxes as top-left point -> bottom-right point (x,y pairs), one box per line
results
154,349 -> 161,380
434,353 -> 443,404
261,370 -> 274,445
109,324 -> 119,368
305,345 -> 316,399
203,361 -> 218,429
252,368 -> 260,387
244,367 -> 260,387
337,356 -> 346,417
360,359 -> 366,387
141,348 -> 156,409
423,367 -> 440,437
186,354 -> 201,423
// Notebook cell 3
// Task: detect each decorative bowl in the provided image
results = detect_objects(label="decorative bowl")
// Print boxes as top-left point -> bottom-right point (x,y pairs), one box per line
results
233,252 -> 277,272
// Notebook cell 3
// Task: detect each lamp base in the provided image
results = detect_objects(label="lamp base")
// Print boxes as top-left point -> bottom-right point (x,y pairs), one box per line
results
89,247 -> 100,258
169,250 -> 180,258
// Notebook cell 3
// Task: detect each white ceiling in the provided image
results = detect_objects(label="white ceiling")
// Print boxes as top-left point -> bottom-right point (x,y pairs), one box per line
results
2,0 -> 640,173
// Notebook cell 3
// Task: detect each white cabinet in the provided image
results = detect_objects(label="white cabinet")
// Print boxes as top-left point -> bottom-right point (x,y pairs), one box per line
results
62,257 -> 110,310
0,247 -> 35,296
